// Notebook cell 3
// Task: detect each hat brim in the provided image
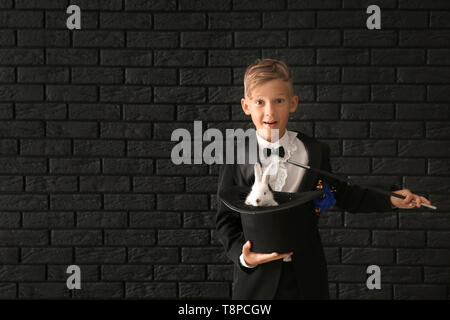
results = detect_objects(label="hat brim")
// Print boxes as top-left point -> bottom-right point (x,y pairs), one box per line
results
219,186 -> 325,214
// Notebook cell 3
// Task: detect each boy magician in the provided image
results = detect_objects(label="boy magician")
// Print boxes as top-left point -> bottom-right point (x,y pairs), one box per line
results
215,58 -> 431,300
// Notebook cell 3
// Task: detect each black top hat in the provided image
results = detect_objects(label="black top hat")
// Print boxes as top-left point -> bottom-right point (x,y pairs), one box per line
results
219,186 -> 325,253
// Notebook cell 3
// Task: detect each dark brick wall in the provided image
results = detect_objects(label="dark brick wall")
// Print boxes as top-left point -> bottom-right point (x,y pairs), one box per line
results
0,0 -> 449,299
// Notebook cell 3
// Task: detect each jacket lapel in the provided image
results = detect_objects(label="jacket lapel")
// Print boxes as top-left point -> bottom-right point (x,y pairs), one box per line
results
239,130 -> 323,192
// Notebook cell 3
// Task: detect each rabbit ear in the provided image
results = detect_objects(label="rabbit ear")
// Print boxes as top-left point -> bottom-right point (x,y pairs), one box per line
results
262,163 -> 274,185
254,163 -> 262,183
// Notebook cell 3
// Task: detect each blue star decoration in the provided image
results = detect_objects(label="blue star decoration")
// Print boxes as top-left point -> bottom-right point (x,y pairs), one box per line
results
314,179 -> 336,216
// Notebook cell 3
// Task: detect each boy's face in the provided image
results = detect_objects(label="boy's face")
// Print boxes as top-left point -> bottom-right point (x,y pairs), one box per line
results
241,78 -> 298,142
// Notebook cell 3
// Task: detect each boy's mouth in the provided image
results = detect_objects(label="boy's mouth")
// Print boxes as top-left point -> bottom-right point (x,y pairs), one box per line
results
263,121 -> 277,127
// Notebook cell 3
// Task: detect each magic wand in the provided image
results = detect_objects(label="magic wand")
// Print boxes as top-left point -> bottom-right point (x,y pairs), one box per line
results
286,159 -> 437,210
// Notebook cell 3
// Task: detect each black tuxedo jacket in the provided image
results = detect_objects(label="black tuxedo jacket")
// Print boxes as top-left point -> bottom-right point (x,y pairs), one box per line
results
216,130 -> 397,300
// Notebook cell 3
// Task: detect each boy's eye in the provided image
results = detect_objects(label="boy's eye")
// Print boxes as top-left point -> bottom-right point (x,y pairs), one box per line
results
255,100 -> 263,105
276,99 -> 284,103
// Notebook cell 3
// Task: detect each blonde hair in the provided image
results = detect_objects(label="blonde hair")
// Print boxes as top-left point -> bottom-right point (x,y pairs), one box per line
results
243,58 -> 294,99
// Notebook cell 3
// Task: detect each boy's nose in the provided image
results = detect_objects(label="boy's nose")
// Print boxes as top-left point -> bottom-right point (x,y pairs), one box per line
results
264,103 -> 275,116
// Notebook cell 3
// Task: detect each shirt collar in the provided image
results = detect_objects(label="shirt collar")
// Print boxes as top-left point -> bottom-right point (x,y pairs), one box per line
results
256,130 -> 296,150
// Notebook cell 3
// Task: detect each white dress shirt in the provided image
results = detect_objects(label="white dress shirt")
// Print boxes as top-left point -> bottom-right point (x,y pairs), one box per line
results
240,130 -> 309,268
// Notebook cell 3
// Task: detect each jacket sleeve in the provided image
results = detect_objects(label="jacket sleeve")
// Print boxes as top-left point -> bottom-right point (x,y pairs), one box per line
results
215,163 -> 256,273
320,143 -> 397,213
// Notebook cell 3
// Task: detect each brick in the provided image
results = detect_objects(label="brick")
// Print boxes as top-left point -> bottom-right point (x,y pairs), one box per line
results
155,50 -> 205,66
184,211 -> 215,228
209,49 -> 259,66
429,159 -> 450,175
400,31 -> 450,47
372,85 -> 425,102
16,103 -> 66,119
400,212 -> 450,230
341,104 -> 394,120
424,267 -> 450,284
103,158 -> 153,174
18,30 -> 68,47
128,32 -> 178,48
155,86 -> 205,103
0,121 -> 43,137
126,0 -> 176,11
101,12 -> 152,29
0,195 -> 47,211
105,230 -> 156,245
26,175 -> 76,192
398,67 -> 450,83
72,67 -> 122,84
100,86 -> 152,103
290,30 -> 341,47
428,49 -> 450,65
426,122 -> 450,138
396,103 -> 449,120
404,176 -> 450,193
372,158 -> 425,175
344,31 -> 397,47
73,140 -> 125,156
0,211 -> 20,227
0,230 -> 48,246
102,265 -> 153,281
126,282 -> 177,299
0,85 -> 43,101
317,48 -> 375,65
317,85 -> 369,102
157,194 -> 208,211
262,48 -> 315,65
182,32 -> 231,48
128,140 -> 174,158
343,67 -> 395,83
155,13 -> 205,30
180,68 -> 231,85
320,229 -> 370,246
209,12 -> 261,30
339,283 -> 392,299
397,249 -> 450,266
124,104 -> 174,121
21,247 -> 72,263
179,0 -> 229,10
263,12 -> 314,29
317,11 -> 364,28
209,86 -> 242,103
101,50 -> 152,66
47,49 -> 97,65
341,247 -> 394,264
23,212 -> 74,228
179,282 -> 229,299
77,211 -> 127,228
155,265 -> 204,281
182,247 -> 228,263
236,31 -> 287,48
316,121 -> 368,138
394,285 -> 447,300
177,105 -> 229,121
291,67 -> 339,83
51,194 -> 102,210
76,247 -> 126,263
288,0 -> 341,9
373,231 -> 425,247
46,11 -> 98,30
327,265 -> 365,282
130,212 -> 181,228
208,265 -> 232,281
371,121 -> 424,138
15,0 -> 67,8
128,247 -> 179,263
427,231 -> 450,248
0,157 -> 47,174
100,122 -> 152,139
47,85 -> 97,102
289,103 -> 339,120
72,283 -> 123,299
158,229 -> 209,246
399,140 -> 450,157
0,283 -> 16,299
126,68 -> 176,85
383,11 -> 428,29
346,0 -> 397,8
428,85 -> 450,102
330,157 -> 370,174
399,0 -> 450,9
104,194 -> 155,210
50,158 -> 100,174
19,283 -> 70,299
0,49 -> 43,65
52,230 -> 102,246
0,30 -> 14,46
344,212 -> 397,228
372,49 -> 425,65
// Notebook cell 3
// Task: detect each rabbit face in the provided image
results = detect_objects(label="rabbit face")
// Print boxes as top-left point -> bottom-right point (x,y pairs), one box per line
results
245,163 -> 279,207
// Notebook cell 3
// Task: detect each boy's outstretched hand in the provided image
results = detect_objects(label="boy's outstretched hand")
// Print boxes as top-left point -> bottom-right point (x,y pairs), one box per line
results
390,189 -> 431,209
242,240 -> 293,268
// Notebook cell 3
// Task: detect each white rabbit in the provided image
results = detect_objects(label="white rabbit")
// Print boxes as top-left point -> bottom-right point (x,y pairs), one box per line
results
245,162 -> 279,207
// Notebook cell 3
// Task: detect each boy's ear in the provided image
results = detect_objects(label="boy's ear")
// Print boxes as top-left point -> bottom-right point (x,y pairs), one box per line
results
241,98 -> 251,115
289,95 -> 299,113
